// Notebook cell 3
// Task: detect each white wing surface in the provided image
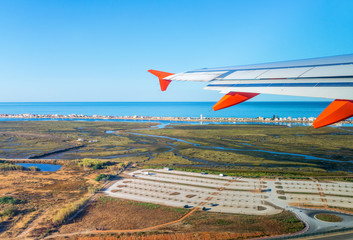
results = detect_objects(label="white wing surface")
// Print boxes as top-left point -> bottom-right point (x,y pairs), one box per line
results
148,54 -> 353,128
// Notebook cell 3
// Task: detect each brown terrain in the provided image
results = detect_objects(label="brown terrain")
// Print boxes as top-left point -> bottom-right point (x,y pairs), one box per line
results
2,121 -> 351,239
58,196 -> 189,234
0,165 -> 101,239
49,196 -> 303,240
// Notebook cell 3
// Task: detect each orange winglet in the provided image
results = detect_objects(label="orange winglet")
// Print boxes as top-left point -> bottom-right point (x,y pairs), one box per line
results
213,92 -> 259,111
148,69 -> 174,91
313,100 -> 353,128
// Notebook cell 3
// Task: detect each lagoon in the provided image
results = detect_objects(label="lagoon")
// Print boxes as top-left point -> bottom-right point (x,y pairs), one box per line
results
15,163 -> 62,172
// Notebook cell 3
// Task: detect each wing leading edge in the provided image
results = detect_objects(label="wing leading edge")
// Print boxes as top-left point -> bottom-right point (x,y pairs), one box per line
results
148,54 -> 353,128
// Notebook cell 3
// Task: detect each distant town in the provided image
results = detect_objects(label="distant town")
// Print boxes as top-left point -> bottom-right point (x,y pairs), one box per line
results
1,113 -> 353,125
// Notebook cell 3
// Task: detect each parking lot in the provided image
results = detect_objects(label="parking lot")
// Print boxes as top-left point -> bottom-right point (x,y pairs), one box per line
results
105,169 -> 353,216
106,169 -> 280,215
277,179 -> 353,208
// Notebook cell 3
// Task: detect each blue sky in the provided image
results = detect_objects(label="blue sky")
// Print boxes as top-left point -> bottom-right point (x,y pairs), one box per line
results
0,0 -> 352,102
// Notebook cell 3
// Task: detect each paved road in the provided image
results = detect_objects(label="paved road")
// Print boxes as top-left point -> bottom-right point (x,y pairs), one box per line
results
266,181 -> 353,237
309,232 -> 353,240
298,231 -> 353,240
295,208 -> 353,234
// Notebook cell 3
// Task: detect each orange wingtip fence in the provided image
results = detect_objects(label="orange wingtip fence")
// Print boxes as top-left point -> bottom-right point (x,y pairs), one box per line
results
148,69 -> 174,91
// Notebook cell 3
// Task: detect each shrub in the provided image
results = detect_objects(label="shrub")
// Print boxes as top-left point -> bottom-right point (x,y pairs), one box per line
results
78,158 -> 111,170
95,174 -> 113,182
28,166 -> 40,171
92,163 -> 103,170
315,213 -> 343,222
52,197 -> 88,225
0,163 -> 41,172
87,186 -> 101,194
216,219 -> 233,225
277,190 -> 285,195
1,206 -> 18,217
133,202 -> 161,209
0,196 -> 21,204
0,163 -> 26,171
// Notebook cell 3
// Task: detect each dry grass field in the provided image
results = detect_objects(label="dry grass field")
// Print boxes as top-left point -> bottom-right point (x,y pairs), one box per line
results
0,164 -> 102,239
52,196 -> 303,240
75,232 -> 268,240
173,210 -> 304,234
58,196 -> 189,234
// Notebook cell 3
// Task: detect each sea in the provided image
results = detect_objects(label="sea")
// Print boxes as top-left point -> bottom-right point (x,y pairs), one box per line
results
0,102 -> 333,119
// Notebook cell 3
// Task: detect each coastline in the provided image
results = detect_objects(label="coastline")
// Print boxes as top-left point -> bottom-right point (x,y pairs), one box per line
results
1,113 -> 352,126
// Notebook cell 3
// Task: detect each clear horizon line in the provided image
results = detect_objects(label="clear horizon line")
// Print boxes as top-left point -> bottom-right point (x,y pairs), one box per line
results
0,100 -> 332,103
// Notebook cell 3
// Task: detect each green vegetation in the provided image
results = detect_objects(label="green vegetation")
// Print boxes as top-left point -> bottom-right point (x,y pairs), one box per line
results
167,167 -> 320,179
184,210 -> 304,235
216,219 -> 233,225
97,196 -> 121,204
148,152 -> 194,166
136,125 -> 353,162
0,163 -> 26,171
315,213 -> 343,222
284,191 -> 319,195
134,124 -> 353,178
97,196 -> 188,213
27,166 -> 40,171
1,121 -> 353,180
276,214 -> 303,233
87,186 -> 102,194
327,206 -> 353,213
125,201 -> 188,213
78,158 -> 111,169
0,196 -> 21,204
130,202 -> 161,209
138,124 -> 352,156
325,193 -> 353,198
1,206 -> 18,218
0,163 -> 40,171
179,148 -> 319,167
0,121 -> 155,159
3,121 -> 352,238
95,174 -> 114,182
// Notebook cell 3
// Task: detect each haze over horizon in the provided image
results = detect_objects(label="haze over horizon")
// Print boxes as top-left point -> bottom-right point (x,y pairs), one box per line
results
1,0 -> 353,102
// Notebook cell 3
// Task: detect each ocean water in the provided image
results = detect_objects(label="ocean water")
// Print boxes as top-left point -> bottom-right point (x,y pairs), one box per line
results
0,102 -> 333,119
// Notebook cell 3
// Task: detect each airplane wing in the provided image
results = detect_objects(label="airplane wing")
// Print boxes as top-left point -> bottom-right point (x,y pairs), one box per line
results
148,54 -> 353,128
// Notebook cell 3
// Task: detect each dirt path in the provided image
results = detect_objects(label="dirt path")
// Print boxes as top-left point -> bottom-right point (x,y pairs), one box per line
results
15,211 -> 43,239
94,207 -> 198,234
